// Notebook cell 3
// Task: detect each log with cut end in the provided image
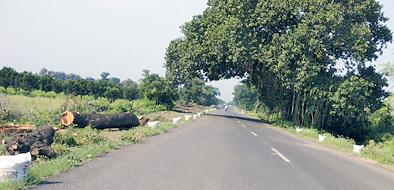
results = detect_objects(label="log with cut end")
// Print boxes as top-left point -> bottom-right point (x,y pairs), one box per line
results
88,113 -> 140,129
138,116 -> 150,126
60,111 -> 140,129
60,111 -> 89,128
6,126 -> 56,158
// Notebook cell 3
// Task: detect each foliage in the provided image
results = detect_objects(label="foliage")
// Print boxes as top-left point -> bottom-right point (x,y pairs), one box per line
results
132,99 -> 166,115
178,78 -> 221,106
0,67 -> 140,101
232,84 -> 258,111
139,70 -> 178,109
166,0 -> 392,142
362,139 -> 394,165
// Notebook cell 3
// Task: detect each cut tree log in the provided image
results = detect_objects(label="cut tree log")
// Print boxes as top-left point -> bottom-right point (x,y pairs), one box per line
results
60,111 -> 89,128
6,126 -> 55,158
0,125 -> 34,136
87,113 -> 140,129
60,111 -> 140,129
138,116 -> 150,126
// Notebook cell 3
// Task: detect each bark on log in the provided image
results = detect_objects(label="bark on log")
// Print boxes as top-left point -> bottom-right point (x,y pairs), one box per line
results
6,126 -> 55,158
60,111 -> 140,129
0,125 -> 34,136
88,113 -> 139,129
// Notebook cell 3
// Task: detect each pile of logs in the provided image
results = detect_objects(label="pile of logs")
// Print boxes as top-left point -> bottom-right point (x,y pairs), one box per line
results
4,126 -> 56,158
60,111 -> 140,129
0,125 -> 34,136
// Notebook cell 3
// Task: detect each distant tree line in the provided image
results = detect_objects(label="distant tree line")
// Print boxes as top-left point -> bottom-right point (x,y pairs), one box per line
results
0,67 -> 222,108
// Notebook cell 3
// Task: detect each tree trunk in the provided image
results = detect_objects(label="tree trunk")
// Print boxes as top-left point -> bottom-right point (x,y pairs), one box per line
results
88,113 -> 140,129
60,111 -> 89,128
60,111 -> 140,129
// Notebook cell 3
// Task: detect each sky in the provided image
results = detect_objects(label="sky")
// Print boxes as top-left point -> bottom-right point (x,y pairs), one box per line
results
0,0 -> 393,102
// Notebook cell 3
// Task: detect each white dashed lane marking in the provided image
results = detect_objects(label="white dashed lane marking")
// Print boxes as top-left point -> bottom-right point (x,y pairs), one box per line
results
272,148 -> 291,163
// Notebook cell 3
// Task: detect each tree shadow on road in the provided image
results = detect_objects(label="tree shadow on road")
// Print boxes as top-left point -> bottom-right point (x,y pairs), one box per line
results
206,113 -> 268,124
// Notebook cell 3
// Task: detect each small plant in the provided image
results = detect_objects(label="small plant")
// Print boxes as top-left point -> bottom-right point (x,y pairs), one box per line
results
110,99 -> 133,113
72,127 -> 105,146
121,130 -> 145,143
0,143 -> 7,156
54,132 -> 78,147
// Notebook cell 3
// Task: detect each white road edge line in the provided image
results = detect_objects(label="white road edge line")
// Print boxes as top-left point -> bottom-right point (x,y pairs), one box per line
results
272,148 -> 291,163
250,131 -> 258,137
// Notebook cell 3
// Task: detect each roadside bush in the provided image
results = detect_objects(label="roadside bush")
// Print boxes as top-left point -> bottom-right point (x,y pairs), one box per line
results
0,86 -> 6,94
44,91 -> 57,98
18,89 -> 31,96
110,99 -> 133,113
5,87 -> 16,95
73,128 -> 105,145
362,139 -> 394,165
31,90 -> 46,97
132,99 -> 166,115
54,132 -> 78,147
24,110 -> 61,126
92,97 -> 111,112
368,105 -> 394,142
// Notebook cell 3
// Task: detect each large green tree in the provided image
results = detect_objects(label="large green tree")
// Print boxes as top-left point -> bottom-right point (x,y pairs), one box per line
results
139,70 -> 178,109
166,0 -> 392,141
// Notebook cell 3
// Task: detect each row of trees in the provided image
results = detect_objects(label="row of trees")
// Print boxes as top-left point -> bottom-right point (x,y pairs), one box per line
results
0,67 -> 222,108
165,0 -> 393,143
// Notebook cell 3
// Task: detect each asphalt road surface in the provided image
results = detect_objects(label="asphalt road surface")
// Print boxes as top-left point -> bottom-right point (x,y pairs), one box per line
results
33,110 -> 394,190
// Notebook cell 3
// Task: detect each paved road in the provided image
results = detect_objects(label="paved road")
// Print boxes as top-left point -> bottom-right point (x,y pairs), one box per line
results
33,110 -> 394,190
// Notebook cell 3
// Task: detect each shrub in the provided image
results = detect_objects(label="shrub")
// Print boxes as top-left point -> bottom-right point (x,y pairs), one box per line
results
110,99 -> 133,113
368,105 -> 394,142
92,97 -> 111,112
24,110 -> 61,126
31,90 -> 46,97
54,132 -> 78,147
132,99 -> 166,115
44,91 -> 57,98
362,139 -> 394,165
71,127 -> 105,146
0,86 -> 6,94
5,87 -> 16,95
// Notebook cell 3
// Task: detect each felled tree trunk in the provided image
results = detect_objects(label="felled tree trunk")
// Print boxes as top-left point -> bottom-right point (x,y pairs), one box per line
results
60,111 -> 140,129
6,126 -> 55,158
138,116 -> 150,126
88,113 -> 140,129
60,111 -> 89,128
0,125 -> 34,136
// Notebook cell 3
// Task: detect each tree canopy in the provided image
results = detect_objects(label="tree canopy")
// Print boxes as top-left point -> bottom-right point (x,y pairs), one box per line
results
165,0 -> 392,143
